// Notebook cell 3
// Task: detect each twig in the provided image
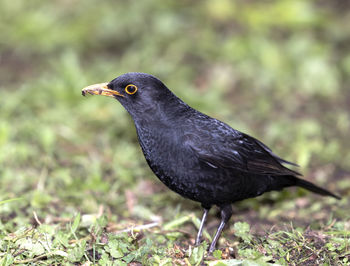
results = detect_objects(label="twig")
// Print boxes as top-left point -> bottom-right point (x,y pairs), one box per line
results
33,211 -> 42,226
97,205 -> 104,218
14,253 -> 48,264
116,222 -> 160,234
323,219 -> 336,231
12,249 -> 26,257
154,229 -> 193,238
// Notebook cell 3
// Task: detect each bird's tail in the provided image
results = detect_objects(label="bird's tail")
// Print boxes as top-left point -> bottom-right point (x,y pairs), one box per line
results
295,177 -> 341,200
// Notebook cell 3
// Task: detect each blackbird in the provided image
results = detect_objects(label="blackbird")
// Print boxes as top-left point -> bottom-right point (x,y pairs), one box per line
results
82,72 -> 340,253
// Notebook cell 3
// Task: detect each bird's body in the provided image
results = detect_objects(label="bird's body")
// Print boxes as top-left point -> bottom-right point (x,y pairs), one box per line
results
82,72 -> 340,253
135,103 -> 292,206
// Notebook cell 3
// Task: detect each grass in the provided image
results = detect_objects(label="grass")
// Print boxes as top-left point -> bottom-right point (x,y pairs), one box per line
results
1,0 -> 350,265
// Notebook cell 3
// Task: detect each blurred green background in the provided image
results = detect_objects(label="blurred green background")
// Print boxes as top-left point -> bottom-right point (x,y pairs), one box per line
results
1,0 -> 349,264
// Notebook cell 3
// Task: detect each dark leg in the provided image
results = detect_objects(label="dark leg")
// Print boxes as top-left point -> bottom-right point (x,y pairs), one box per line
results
208,204 -> 232,253
195,207 -> 210,246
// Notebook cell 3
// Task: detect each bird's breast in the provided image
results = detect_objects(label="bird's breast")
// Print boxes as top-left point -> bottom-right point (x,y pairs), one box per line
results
134,124 -> 245,205
135,124 -> 202,192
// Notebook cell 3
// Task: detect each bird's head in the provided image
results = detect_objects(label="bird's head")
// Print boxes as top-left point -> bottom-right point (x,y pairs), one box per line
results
82,72 -> 178,117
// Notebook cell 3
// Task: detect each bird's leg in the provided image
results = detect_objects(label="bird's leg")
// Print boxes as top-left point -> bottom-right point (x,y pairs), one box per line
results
195,206 -> 210,246
208,204 -> 232,253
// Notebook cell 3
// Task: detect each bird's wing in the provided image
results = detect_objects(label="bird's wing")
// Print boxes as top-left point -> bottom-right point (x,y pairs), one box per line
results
252,137 -> 299,167
184,131 -> 300,176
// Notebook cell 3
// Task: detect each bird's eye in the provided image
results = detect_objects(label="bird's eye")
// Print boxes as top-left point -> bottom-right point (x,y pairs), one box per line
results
125,84 -> 138,95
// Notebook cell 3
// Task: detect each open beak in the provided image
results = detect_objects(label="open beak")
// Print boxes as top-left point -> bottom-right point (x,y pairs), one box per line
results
82,83 -> 124,98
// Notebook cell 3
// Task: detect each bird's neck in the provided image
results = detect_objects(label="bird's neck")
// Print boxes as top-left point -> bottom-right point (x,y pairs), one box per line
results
131,96 -> 193,128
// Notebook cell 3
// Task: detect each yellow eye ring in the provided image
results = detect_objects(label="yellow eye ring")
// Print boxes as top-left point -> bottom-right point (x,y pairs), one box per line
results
125,84 -> 138,95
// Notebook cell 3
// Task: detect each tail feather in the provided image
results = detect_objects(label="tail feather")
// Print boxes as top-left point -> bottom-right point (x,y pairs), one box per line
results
295,178 -> 341,200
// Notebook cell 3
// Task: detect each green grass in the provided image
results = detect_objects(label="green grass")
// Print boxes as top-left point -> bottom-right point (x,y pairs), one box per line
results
1,0 -> 350,265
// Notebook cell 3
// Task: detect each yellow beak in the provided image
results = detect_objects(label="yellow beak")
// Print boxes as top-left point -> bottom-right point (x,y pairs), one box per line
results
82,83 -> 124,97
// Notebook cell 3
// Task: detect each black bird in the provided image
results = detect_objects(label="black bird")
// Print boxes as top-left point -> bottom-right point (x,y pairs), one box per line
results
82,72 -> 340,253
